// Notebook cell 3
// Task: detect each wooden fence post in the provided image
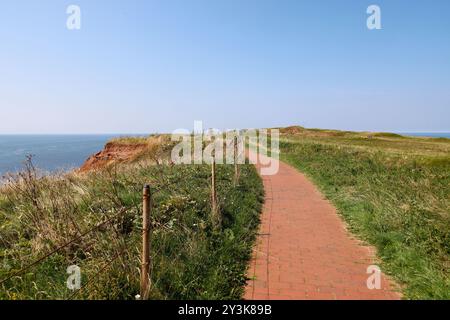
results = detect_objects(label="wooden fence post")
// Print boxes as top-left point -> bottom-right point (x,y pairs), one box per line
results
234,136 -> 240,186
140,184 -> 151,299
211,152 -> 220,227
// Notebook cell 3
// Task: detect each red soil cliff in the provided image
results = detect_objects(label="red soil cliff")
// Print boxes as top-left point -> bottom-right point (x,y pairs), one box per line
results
79,142 -> 148,172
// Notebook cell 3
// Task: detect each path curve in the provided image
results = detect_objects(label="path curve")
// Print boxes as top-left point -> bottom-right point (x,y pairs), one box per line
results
244,155 -> 401,300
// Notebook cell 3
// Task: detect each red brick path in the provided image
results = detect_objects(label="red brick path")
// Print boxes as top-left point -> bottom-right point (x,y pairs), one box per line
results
244,156 -> 401,300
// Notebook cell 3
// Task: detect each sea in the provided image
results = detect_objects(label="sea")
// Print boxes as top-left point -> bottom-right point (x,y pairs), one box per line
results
0,135 -> 120,177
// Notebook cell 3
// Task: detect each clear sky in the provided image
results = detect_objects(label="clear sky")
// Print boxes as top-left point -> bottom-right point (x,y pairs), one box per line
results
1,0 -> 449,134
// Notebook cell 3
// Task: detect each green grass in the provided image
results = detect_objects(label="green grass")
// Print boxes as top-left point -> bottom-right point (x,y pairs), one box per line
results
0,148 -> 264,300
279,129 -> 449,299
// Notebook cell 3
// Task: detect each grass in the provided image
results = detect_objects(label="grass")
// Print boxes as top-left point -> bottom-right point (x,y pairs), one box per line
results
3,126 -> 447,300
0,139 -> 264,300
108,136 -> 153,145
279,127 -> 450,299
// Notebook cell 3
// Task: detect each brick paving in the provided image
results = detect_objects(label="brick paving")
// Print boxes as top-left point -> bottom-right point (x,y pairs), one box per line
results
244,155 -> 401,300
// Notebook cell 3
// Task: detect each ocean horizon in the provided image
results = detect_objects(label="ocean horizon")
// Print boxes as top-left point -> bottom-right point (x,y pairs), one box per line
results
0,132 -> 449,177
0,134 -> 123,177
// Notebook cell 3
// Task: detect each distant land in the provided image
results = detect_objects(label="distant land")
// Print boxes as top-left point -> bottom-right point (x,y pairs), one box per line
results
400,132 -> 450,138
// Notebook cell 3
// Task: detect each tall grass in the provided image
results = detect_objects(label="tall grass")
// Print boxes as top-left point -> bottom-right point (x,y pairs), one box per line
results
280,139 -> 449,299
0,152 -> 263,299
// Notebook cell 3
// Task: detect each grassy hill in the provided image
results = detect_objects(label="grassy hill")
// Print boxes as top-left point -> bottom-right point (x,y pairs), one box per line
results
278,126 -> 449,299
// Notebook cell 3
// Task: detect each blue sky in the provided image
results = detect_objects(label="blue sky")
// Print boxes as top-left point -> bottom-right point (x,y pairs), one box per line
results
1,0 -> 449,134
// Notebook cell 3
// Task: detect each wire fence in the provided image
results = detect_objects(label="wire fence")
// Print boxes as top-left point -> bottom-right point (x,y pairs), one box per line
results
0,139 -> 242,300
0,207 -> 129,286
